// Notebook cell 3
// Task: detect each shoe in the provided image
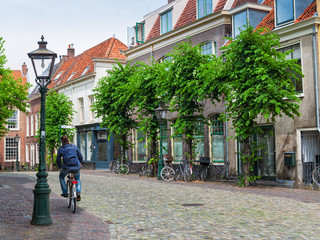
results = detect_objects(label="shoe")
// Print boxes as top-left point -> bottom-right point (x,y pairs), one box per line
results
77,194 -> 81,201
61,193 -> 68,197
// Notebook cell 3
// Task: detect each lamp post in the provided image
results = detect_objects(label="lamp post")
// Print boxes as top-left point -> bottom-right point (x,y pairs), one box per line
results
28,35 -> 57,226
155,103 -> 168,180
14,134 -> 19,172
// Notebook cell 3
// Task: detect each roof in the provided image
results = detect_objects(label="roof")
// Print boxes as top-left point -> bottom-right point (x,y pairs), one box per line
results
214,0 -> 228,12
146,16 -> 161,41
232,0 -> 258,8
12,70 -> 27,85
49,37 -> 127,88
295,1 -> 317,23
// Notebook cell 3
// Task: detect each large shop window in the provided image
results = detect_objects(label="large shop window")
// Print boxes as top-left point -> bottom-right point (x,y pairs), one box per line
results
5,138 -> 19,162
194,121 -> 204,161
198,0 -> 212,19
210,114 -> 224,163
172,127 -> 183,161
277,43 -> 302,93
7,110 -> 19,130
161,10 -> 172,34
134,130 -> 147,161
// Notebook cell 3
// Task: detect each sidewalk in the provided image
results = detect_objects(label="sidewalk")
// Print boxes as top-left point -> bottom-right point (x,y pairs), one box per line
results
0,172 -> 109,240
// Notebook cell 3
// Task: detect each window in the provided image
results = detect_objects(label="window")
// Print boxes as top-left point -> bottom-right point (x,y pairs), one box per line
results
81,66 -> 90,76
210,114 -> 224,163
26,116 -> 30,137
277,44 -> 302,93
172,127 -> 183,161
80,132 -> 86,159
35,114 -> 39,133
67,72 -> 76,81
134,130 -> 147,161
136,22 -> 145,44
30,144 -> 35,166
198,0 -> 212,19
36,144 -> 39,164
201,42 -> 213,55
193,121 -> 204,161
7,110 -> 19,130
233,10 -> 247,38
30,115 -> 34,136
54,72 -> 63,81
275,0 -> 294,25
5,138 -> 19,162
86,131 -> 93,161
88,96 -> 95,121
78,98 -> 84,122
160,123 -> 168,156
26,144 -> 29,164
161,10 -> 172,34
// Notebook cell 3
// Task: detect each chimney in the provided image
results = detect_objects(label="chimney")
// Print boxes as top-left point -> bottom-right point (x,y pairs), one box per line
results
67,44 -> 75,59
22,62 -> 28,76
168,0 -> 175,3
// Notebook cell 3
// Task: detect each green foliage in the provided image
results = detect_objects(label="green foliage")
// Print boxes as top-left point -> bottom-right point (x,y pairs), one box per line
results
164,39 -> 217,161
0,37 -> 31,137
92,62 -> 137,159
45,91 -> 75,153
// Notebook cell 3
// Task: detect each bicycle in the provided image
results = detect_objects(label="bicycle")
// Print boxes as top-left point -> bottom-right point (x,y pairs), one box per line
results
190,161 -> 208,181
173,159 -> 192,182
312,166 -> 320,187
110,159 -> 120,173
139,157 -> 154,177
66,171 -> 78,213
160,156 -> 175,181
127,159 -> 138,174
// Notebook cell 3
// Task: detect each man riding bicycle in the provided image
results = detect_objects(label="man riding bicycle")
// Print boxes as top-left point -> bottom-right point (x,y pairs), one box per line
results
57,135 -> 83,201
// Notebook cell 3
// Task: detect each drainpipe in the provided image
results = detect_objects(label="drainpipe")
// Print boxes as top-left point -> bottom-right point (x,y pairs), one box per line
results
225,102 -> 229,179
313,24 -> 320,133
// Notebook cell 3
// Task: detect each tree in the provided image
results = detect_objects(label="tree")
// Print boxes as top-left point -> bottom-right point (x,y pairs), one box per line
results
45,91 -> 75,170
129,60 -> 167,164
164,40 -> 217,162
217,26 -> 301,186
92,62 -> 137,162
0,37 -> 30,136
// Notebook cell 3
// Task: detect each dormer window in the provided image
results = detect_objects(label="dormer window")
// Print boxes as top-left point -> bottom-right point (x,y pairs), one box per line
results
161,9 -> 172,34
81,66 -> 89,76
136,22 -> 145,44
54,72 -> 62,81
197,0 -> 212,19
67,72 -> 76,81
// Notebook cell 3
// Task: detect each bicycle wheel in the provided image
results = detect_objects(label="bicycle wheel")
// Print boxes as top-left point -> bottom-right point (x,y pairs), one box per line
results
129,163 -> 138,174
312,166 -> 320,185
199,165 -> 208,181
113,161 -> 120,174
183,165 -> 192,182
67,182 -> 72,208
71,184 -> 76,213
118,164 -> 129,174
145,164 -> 153,177
161,166 -> 175,181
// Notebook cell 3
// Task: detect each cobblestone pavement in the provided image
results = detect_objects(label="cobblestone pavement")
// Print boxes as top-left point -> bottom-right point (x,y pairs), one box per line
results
38,170 -> 320,240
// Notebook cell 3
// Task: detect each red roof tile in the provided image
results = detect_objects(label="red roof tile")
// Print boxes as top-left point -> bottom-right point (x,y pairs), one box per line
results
12,70 -> 27,85
146,15 -> 161,41
255,8 -> 275,31
295,1 -> 316,23
262,0 -> 274,6
49,37 -> 127,88
174,0 -> 196,29
214,0 -> 228,12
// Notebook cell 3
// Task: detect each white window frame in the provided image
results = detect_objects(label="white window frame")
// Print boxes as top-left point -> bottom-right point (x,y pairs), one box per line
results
35,113 -> 39,134
78,98 -> 84,123
30,114 -> 34,136
4,137 -> 19,162
7,110 -> 19,130
26,116 -> 30,137
88,95 -> 95,121
26,144 -> 30,163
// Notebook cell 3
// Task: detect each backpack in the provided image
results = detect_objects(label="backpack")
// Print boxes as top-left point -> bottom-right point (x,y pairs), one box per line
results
63,144 -> 78,167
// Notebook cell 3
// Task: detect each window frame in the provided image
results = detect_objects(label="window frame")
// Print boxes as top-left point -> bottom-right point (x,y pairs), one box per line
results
7,110 -> 19,130
171,126 -> 183,162
275,0 -> 295,26
197,0 -> 213,19
193,120 -> 205,161
78,97 -> 85,123
88,95 -> 95,121
200,41 -> 214,56
4,137 -> 19,162
160,9 -> 173,35
209,114 -> 225,164
30,114 -> 34,136
133,129 -> 147,162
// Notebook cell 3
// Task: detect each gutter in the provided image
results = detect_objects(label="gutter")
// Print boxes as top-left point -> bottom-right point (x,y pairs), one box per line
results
313,24 -> 320,133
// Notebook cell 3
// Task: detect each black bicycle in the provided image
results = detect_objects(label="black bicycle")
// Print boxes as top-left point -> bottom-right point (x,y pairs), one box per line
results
139,157 -> 154,177
66,171 -> 78,213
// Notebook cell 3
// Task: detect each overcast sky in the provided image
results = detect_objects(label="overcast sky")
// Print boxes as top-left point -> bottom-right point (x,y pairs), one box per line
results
0,0 -> 168,87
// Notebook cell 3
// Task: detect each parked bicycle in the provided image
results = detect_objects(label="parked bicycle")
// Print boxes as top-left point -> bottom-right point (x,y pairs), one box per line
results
312,166 -> 320,187
110,159 -> 120,173
139,157 -> 154,178
173,159 -> 192,182
66,171 -> 78,213
190,161 -> 208,181
160,156 -> 175,181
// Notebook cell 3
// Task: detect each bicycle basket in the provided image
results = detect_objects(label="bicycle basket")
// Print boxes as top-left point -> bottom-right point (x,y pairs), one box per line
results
200,157 -> 210,166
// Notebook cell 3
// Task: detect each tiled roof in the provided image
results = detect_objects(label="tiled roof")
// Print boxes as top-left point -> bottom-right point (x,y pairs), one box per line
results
214,0 -> 228,12
255,8 -> 275,31
295,1 -> 316,23
174,0 -> 196,29
262,0 -> 274,6
232,0 -> 258,8
146,15 -> 161,41
12,70 -> 27,85
49,37 -> 127,88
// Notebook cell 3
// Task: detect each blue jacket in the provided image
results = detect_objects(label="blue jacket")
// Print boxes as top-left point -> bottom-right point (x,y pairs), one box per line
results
56,144 -> 83,170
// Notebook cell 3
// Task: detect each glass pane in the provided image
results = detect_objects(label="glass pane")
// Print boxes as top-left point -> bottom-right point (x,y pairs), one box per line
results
194,139 -> 204,160
87,132 -> 92,161
162,141 -> 168,155
98,142 -> 107,162
212,135 -> 224,163
167,11 -> 172,32
173,137 -> 183,161
233,10 -> 247,38
206,0 -> 212,15
80,132 -> 85,158
201,42 -> 213,55
198,0 -> 204,18
138,138 -> 146,160
292,44 -> 301,59
276,0 -> 294,25
161,13 -> 167,34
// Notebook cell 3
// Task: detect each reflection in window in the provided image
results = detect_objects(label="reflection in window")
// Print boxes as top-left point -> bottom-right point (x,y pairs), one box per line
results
80,132 -> 86,159
233,10 -> 247,38
201,42 -> 213,55
135,130 -> 146,161
194,121 -> 204,161
173,127 -> 183,161
87,131 -> 93,161
8,110 -> 19,129
275,0 -> 294,25
160,123 -> 168,155
198,0 -> 212,19
161,10 -> 172,34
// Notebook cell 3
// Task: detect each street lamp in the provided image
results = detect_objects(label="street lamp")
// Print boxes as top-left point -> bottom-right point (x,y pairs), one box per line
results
14,134 -> 19,172
28,35 -> 57,226
155,103 -> 168,180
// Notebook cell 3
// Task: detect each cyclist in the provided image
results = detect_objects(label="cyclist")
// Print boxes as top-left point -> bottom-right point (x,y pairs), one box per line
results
57,135 -> 83,201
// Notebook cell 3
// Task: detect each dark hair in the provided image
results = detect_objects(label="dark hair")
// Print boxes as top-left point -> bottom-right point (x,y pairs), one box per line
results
61,135 -> 70,145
